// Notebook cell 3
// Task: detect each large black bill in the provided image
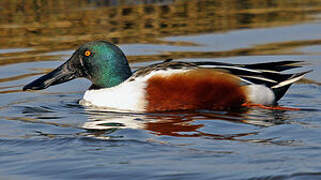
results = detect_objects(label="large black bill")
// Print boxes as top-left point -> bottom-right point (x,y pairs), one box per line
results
23,61 -> 77,91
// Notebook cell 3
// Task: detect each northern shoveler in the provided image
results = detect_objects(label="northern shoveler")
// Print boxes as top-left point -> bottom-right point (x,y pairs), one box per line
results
23,41 -> 310,112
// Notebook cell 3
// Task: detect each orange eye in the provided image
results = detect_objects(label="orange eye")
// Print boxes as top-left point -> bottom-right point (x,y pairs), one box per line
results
84,50 -> 92,57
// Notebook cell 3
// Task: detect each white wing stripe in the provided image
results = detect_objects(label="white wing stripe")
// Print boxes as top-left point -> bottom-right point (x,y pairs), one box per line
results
272,74 -> 305,88
240,75 -> 278,83
198,65 -> 261,73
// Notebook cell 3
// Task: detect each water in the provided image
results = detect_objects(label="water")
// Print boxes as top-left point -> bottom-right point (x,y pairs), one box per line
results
1,0 -> 321,179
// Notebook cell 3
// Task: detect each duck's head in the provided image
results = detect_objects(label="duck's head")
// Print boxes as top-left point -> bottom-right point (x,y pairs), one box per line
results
23,41 -> 132,91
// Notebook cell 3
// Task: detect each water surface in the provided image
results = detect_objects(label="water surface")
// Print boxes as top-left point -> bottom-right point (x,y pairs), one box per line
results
1,0 -> 321,179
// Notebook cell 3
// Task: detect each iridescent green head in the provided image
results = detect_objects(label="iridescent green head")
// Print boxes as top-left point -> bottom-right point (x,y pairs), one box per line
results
77,41 -> 132,89
23,41 -> 133,91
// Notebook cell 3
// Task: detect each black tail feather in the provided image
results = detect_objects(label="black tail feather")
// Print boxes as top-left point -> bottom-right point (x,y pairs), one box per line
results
272,84 -> 292,102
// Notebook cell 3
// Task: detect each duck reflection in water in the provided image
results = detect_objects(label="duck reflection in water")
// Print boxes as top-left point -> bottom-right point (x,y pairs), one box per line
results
81,106 -> 289,140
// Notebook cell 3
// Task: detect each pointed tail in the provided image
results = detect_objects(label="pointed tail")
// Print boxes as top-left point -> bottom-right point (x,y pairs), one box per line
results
271,70 -> 312,102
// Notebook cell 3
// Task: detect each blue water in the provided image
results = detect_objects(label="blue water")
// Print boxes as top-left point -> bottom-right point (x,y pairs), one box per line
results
1,1 -> 321,179
1,49 -> 321,179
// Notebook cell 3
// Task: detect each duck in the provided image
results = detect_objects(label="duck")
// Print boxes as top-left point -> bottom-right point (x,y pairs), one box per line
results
23,41 -> 310,112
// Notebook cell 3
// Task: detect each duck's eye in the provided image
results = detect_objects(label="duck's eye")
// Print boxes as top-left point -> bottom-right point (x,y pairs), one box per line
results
84,50 -> 92,57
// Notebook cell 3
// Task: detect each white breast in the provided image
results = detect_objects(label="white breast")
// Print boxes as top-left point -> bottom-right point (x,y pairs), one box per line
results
80,80 -> 147,112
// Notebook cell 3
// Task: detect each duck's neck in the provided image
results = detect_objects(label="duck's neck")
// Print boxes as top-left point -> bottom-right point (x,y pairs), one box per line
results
90,67 -> 132,90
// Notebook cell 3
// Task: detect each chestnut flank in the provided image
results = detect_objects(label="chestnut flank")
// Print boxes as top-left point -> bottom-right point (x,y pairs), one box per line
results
145,69 -> 247,112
